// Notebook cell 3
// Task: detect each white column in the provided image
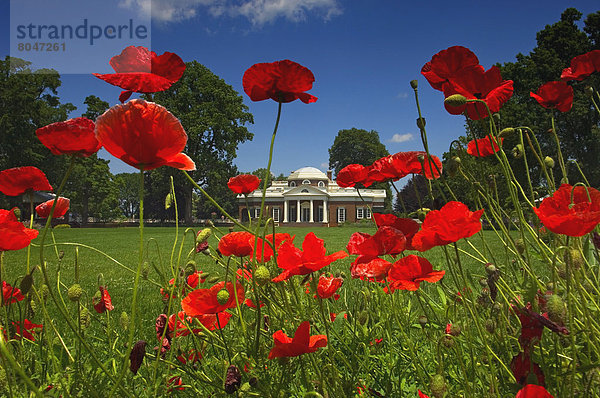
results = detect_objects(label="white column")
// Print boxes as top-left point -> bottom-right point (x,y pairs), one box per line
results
296,200 -> 300,222
309,200 -> 314,222
323,199 -> 328,223
283,200 -> 288,222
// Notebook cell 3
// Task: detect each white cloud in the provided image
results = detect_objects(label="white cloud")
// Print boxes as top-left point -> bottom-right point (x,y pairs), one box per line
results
389,133 -> 414,143
397,92 -> 409,99
320,162 -> 329,170
119,0 -> 342,24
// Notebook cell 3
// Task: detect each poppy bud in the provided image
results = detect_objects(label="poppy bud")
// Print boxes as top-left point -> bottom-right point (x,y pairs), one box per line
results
544,156 -> 555,169
120,311 -> 130,330
498,127 -> 515,138
129,340 -> 147,375
417,208 -> 430,222
216,289 -> 230,305
358,311 -> 369,325
512,144 -> 523,159
39,284 -> 49,301
547,128 -> 556,134
444,94 -> 467,108
546,294 -> 566,323
557,263 -> 567,279
11,207 -> 21,220
141,262 -> 149,280
197,228 -> 212,244
59,250 -> 65,260
429,374 -> 446,398
418,315 -> 428,327
492,113 -> 501,123
340,271 -> 347,279
447,324 -> 461,336
441,335 -> 454,348
20,273 -> 34,295
416,117 -> 426,129
249,376 -> 258,387
67,284 -> 83,302
239,382 -> 251,393
560,177 -> 569,185
479,278 -> 488,287
446,156 -> 461,177
485,264 -> 497,275
584,86 -> 594,98
208,275 -> 221,284
485,319 -> 496,334
253,266 -> 271,286
514,238 -> 525,255
410,80 -> 418,89
566,248 -> 583,270
228,226 -> 235,233
224,364 -> 242,394
80,305 -> 91,329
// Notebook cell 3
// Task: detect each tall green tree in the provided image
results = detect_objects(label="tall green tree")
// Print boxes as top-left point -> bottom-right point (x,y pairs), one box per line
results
329,128 -> 393,209
114,172 -> 140,219
147,61 -> 254,223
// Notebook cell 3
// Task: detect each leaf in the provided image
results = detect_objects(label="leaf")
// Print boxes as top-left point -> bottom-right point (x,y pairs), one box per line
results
165,192 -> 174,210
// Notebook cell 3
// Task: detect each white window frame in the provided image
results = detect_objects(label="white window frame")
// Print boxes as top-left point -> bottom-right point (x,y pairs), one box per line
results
356,207 -> 364,219
318,206 -> 323,222
365,207 -> 372,219
337,207 -> 346,223
318,181 -> 325,188
273,207 -> 280,222
289,181 -> 296,187
302,179 -> 311,185
254,208 -> 260,218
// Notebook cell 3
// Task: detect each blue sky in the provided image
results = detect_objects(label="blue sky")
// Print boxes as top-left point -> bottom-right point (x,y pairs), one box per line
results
2,0 -> 599,179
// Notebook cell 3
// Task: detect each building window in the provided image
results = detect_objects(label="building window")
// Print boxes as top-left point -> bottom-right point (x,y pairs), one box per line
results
356,207 -> 364,219
273,208 -> 280,222
318,206 -> 323,222
289,181 -> 296,187
254,208 -> 260,218
301,189 -> 309,193
337,207 -> 346,223
302,179 -> 310,185
365,207 -> 372,219
318,181 -> 325,188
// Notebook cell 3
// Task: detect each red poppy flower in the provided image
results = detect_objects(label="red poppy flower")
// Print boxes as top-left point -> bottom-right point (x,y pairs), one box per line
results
272,232 -> 348,282
561,50 -> 600,81
0,209 -> 39,251
36,117 -> 100,157
93,46 -> 186,102
411,201 -> 484,252
13,319 -> 43,341
373,213 -> 420,250
35,197 -> 70,219
514,303 -> 569,348
95,99 -> 195,171
511,351 -> 545,386
0,167 -> 53,196
386,255 -> 445,292
218,231 -> 254,257
530,82 -> 573,112
2,281 -> 24,305
418,391 -> 430,398
389,151 -> 443,180
168,311 -> 232,337
350,256 -> 392,282
329,312 -> 348,322
166,376 -> 185,392
93,286 -> 114,313
181,281 -> 245,315
421,46 -> 483,91
442,66 -> 513,120
466,135 -> 504,157
227,174 -> 261,195
254,233 -> 294,263
316,274 -> 343,300
516,384 -> 554,398
268,321 -> 327,359
336,164 -> 368,188
176,349 -> 203,365
243,60 -> 317,104
533,184 -> 600,237
347,226 -> 407,257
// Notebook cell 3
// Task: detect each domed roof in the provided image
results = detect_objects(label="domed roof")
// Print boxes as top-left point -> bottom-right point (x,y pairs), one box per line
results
288,167 -> 328,180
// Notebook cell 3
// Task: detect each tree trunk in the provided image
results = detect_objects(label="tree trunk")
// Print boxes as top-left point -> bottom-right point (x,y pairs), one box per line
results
184,186 -> 193,225
82,193 -> 89,226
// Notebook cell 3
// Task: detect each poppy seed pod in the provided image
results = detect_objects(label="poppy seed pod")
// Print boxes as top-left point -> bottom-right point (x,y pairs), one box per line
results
444,94 -> 467,108
410,80 -> 418,89
216,289 -> 231,305
544,156 -> 555,169
416,117 -> 426,129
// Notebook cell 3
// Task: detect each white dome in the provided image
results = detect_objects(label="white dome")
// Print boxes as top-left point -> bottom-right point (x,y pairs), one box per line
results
288,167 -> 328,180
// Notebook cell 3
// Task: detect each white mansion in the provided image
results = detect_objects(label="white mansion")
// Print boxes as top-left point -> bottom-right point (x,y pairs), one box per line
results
237,167 -> 386,226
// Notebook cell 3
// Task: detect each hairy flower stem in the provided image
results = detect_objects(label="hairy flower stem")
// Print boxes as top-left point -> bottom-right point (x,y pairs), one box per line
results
550,114 -> 568,183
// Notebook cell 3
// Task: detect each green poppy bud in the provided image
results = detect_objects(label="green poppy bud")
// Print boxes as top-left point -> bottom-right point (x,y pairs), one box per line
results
546,294 -> 566,323
584,86 -> 594,98
566,248 -> 583,270
39,284 -> 49,301
485,319 -> 496,334
485,264 -> 497,274
418,315 -> 428,327
120,311 -> 130,330
446,156 -> 461,177
208,275 -> 221,284
253,266 -> 271,286
141,262 -> 149,280
443,94 -> 467,108
430,374 -> 447,398
67,284 -> 83,302
441,335 -> 454,348
498,127 -> 515,138
416,117 -> 426,129
11,207 -> 21,221
448,324 -> 461,336
196,228 -> 212,244
216,289 -> 230,305
512,144 -> 524,159
358,311 -> 369,325
417,208 -> 431,222
80,305 -> 91,329
19,273 -> 34,295
410,80 -> 418,89
514,238 -> 525,255
544,156 -> 555,169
